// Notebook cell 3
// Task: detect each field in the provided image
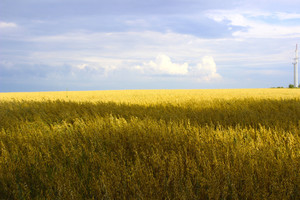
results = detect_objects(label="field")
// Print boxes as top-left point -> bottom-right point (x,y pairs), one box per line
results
0,89 -> 299,199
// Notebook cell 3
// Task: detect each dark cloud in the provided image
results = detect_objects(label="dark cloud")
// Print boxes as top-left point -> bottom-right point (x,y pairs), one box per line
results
0,0 -> 240,20
0,63 -> 71,78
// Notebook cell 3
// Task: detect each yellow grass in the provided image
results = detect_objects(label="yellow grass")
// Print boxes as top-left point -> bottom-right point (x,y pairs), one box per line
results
0,89 -> 299,199
1,88 -> 300,104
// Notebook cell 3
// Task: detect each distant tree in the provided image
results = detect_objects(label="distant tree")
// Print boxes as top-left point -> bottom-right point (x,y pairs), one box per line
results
289,84 -> 295,88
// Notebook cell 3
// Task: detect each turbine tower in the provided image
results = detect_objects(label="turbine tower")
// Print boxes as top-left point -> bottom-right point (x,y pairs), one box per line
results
293,44 -> 299,88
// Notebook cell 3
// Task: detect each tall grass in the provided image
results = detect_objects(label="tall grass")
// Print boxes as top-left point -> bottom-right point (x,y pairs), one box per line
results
0,90 -> 299,199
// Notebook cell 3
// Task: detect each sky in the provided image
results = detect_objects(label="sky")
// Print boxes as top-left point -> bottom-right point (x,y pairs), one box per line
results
1,0 -> 300,92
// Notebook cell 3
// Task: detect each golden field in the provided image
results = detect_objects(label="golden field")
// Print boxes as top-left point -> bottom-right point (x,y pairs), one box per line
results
1,88 -> 300,103
0,89 -> 299,199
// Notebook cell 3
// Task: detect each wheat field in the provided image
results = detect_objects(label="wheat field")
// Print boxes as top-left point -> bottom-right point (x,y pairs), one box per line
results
0,89 -> 299,199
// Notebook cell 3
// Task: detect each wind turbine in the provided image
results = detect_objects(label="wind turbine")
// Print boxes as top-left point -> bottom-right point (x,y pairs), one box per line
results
293,44 -> 299,87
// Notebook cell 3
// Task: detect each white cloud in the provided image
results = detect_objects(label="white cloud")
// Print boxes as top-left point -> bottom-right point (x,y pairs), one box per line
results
74,62 -> 117,76
7,29 -> 292,82
77,63 -> 89,69
0,21 -> 17,29
193,56 -> 221,81
137,54 -> 189,75
135,54 -> 221,82
276,12 -> 300,20
206,10 -> 300,38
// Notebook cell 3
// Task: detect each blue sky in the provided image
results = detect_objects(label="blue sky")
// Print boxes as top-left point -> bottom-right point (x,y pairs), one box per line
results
1,0 -> 300,92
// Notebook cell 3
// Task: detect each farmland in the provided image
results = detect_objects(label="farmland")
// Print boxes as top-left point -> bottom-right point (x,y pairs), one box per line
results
0,89 -> 299,199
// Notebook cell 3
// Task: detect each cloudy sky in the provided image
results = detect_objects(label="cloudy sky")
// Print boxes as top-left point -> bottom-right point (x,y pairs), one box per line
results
1,0 -> 300,92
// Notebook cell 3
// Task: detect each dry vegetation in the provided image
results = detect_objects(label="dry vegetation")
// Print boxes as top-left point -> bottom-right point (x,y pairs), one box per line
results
0,89 -> 299,199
